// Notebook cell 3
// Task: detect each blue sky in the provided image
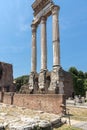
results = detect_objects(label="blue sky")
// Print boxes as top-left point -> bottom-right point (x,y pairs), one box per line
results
0,0 -> 87,78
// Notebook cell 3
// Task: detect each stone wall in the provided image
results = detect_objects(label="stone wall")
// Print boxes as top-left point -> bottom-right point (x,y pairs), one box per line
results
63,71 -> 74,98
0,62 -> 13,92
0,92 -> 66,114
28,70 -> 73,98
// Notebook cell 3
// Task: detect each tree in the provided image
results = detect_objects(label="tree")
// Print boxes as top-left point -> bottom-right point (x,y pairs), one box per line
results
15,75 -> 29,92
69,67 -> 78,76
68,67 -> 86,96
84,79 -> 87,92
78,71 -> 84,79
84,72 -> 87,79
76,78 -> 84,96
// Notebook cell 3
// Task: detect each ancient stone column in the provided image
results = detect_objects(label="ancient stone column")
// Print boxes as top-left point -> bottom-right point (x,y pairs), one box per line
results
52,5 -> 60,68
31,23 -> 37,72
49,5 -> 61,93
40,16 -> 47,71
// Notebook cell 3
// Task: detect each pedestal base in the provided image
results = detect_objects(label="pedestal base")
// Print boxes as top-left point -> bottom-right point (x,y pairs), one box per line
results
48,66 -> 64,94
29,72 -> 38,93
38,70 -> 48,93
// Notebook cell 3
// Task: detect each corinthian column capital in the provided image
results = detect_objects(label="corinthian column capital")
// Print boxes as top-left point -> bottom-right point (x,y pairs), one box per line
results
52,5 -> 60,16
40,16 -> 47,24
31,23 -> 37,33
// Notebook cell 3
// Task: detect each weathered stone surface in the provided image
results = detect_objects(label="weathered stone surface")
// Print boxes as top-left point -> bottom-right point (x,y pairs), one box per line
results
20,85 -> 30,94
0,124 -> 5,130
29,0 -> 74,97
31,24 -> 37,73
29,72 -> 36,91
32,0 -> 54,17
39,70 -> 47,90
29,73 -> 38,93
0,103 -> 62,130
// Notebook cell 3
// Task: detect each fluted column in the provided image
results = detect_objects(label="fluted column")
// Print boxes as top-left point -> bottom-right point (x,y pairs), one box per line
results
31,24 -> 37,72
40,16 -> 47,71
52,5 -> 60,68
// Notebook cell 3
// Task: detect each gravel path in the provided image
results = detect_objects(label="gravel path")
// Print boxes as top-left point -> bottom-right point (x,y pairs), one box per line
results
73,121 -> 87,130
65,119 -> 87,130
62,117 -> 87,130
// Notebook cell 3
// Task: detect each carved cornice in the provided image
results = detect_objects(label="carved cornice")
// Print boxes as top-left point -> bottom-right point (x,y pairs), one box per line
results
32,0 -> 54,16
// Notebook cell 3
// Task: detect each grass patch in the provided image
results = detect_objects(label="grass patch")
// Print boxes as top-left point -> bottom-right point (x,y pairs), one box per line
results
66,106 -> 87,121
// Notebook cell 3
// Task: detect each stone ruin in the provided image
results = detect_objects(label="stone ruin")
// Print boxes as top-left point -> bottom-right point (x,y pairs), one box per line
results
0,103 -> 64,130
28,0 -> 73,97
0,62 -> 14,92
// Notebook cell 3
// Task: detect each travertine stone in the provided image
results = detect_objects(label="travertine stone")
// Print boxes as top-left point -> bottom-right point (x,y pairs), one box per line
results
52,5 -> 60,68
49,67 -> 60,93
31,24 -> 37,72
29,72 -> 35,90
29,72 -> 37,92
38,16 -> 47,91
32,0 -> 53,16
41,16 -> 47,71
39,70 -> 47,91
0,104 -> 64,130
29,1 -> 73,96
49,67 -> 64,94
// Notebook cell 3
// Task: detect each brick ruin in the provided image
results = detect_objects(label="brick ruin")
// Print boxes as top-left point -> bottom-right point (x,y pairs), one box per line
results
0,62 -> 14,92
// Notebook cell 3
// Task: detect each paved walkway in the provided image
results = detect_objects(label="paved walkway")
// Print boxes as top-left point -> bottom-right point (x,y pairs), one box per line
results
62,117 -> 87,130
64,118 -> 87,130
66,100 -> 87,129
73,121 -> 87,130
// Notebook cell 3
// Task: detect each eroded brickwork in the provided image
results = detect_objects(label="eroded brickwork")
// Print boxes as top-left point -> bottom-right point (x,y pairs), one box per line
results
0,92 -> 66,114
0,62 -> 13,92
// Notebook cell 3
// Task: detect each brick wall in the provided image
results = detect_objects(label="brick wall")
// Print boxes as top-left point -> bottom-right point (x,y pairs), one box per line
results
0,92 -> 66,114
0,62 -> 13,92
64,71 -> 74,98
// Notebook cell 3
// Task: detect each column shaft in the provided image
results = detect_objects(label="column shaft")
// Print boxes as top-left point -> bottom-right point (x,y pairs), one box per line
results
41,16 -> 47,70
31,24 -> 37,72
52,5 -> 60,67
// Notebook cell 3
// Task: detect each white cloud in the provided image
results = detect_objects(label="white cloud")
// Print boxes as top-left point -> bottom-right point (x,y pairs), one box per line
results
20,24 -> 29,31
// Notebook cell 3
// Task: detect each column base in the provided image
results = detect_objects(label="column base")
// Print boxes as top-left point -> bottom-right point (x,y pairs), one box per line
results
38,69 -> 48,93
29,72 -> 38,93
48,66 -> 64,94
